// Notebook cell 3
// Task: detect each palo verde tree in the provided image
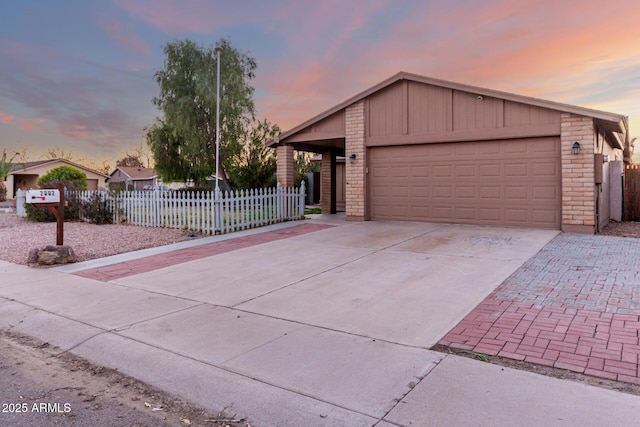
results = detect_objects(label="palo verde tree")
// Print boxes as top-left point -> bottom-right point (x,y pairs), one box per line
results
147,38 -> 256,188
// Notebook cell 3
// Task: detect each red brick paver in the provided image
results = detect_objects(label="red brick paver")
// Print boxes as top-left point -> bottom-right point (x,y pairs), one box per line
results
439,233 -> 640,385
75,223 -> 332,282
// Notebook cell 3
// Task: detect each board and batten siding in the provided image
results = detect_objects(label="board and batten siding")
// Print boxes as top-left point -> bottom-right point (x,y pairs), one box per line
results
365,80 -> 561,144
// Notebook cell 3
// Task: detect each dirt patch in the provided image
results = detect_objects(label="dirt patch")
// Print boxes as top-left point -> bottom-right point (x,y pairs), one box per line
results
599,221 -> 640,238
0,330 -> 249,427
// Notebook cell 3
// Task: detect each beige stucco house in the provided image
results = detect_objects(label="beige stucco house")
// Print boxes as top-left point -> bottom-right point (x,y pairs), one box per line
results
270,72 -> 630,233
4,158 -> 109,197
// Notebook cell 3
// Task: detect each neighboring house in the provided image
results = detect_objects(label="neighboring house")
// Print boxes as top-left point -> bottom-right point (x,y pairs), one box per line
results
270,71 -> 630,234
107,167 -> 157,191
5,158 -> 109,198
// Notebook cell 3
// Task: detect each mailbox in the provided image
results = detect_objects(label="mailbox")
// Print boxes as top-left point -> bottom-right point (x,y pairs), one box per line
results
25,189 -> 61,204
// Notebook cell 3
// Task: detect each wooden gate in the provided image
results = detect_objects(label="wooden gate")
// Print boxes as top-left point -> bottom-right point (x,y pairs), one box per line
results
624,165 -> 640,221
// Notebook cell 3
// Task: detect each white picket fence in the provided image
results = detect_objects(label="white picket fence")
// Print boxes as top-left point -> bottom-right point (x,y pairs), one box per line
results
16,182 -> 306,235
15,190 -> 27,217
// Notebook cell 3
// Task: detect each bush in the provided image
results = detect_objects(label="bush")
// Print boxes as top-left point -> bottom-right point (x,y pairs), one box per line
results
24,195 -> 81,222
81,192 -> 113,225
25,202 -> 54,222
38,166 -> 87,190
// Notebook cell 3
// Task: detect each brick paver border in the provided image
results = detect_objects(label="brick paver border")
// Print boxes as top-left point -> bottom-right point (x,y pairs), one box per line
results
75,223 -> 333,282
439,233 -> 640,385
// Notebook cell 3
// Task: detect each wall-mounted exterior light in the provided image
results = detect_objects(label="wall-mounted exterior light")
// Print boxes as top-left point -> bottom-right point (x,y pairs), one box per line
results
349,153 -> 357,163
572,141 -> 580,155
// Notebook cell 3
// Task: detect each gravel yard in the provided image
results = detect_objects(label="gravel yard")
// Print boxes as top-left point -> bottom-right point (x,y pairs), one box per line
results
0,213 -> 202,265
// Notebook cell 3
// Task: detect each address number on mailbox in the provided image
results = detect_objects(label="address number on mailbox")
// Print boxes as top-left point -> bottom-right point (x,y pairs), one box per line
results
25,189 -> 61,204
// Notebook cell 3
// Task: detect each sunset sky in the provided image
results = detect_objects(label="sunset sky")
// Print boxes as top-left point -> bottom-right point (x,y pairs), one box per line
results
1,0 -> 639,166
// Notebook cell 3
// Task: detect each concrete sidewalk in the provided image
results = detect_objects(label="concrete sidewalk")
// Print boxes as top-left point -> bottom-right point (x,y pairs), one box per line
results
2,220 -> 640,426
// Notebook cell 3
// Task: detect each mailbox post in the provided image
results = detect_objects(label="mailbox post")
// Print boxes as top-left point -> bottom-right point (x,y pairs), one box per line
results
25,184 -> 65,245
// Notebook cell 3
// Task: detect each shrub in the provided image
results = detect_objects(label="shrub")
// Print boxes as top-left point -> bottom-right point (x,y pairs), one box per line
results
38,166 -> 87,190
25,198 -> 81,222
81,192 -> 113,225
25,202 -> 54,222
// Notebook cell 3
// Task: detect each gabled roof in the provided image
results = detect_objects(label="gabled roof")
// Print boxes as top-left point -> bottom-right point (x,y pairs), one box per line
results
270,71 -> 627,148
9,158 -> 109,178
110,166 -> 157,180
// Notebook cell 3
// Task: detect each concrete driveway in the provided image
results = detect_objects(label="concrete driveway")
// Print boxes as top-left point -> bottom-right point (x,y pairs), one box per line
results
112,221 -> 558,348
5,220 -> 640,425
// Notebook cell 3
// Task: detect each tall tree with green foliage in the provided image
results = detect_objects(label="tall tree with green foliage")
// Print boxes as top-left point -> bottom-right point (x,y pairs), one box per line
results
147,38 -> 256,187
226,120 -> 280,189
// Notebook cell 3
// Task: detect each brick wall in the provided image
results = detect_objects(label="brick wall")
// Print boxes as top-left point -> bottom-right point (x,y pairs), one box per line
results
345,100 -> 366,220
561,113 -> 595,233
276,144 -> 294,188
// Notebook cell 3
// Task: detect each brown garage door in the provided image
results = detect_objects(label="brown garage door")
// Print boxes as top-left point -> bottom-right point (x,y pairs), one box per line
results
368,137 -> 561,228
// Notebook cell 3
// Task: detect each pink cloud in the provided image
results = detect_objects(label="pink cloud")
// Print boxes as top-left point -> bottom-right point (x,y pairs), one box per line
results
59,123 -> 90,140
256,0 -> 640,133
102,20 -> 152,61
0,110 -> 47,131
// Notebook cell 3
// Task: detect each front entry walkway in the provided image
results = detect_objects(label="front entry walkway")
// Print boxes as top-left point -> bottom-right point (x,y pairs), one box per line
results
440,233 -> 640,384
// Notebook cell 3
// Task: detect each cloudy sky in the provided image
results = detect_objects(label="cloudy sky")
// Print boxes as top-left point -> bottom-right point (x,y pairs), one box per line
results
1,0 -> 639,165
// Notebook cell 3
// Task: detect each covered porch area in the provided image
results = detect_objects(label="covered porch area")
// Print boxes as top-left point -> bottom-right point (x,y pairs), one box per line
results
270,107 -> 358,217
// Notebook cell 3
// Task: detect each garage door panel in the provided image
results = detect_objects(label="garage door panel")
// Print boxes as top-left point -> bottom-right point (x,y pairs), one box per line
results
455,207 -> 476,220
478,208 -> 500,221
505,163 -> 528,177
480,186 -> 501,199
369,137 -> 560,228
433,186 -> 452,198
455,164 -> 475,176
532,162 -> 558,176
504,209 -> 528,222
505,186 -> 528,199
533,185 -> 558,200
479,164 -> 501,177
455,186 -> 475,198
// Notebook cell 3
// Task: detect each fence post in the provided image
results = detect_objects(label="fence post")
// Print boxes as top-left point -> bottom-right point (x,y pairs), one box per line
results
276,183 -> 282,221
16,189 -> 26,217
299,180 -> 306,219
214,187 -> 222,234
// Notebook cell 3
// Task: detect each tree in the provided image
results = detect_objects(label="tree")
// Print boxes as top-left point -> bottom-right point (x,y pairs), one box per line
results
147,38 -> 256,187
42,146 -> 85,164
0,149 -> 23,202
227,120 -> 279,189
116,154 -> 144,168
116,142 -> 154,169
38,165 -> 88,190
0,148 -> 21,181
294,152 -> 317,187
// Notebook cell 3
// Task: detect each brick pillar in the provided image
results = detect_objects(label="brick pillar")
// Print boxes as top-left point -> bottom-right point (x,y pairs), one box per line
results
561,113 -> 595,233
277,144 -> 295,188
345,100 -> 366,221
320,151 -> 336,214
